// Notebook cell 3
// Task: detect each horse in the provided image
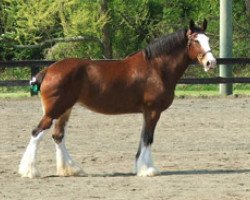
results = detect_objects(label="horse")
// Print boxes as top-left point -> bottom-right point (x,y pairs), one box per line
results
19,19 -> 216,178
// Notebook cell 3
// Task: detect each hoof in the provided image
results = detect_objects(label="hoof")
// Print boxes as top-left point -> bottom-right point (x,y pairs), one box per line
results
57,164 -> 85,177
137,166 -> 160,177
18,163 -> 41,178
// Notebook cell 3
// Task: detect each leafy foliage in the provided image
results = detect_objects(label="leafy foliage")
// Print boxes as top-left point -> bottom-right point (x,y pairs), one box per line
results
1,0 -> 249,59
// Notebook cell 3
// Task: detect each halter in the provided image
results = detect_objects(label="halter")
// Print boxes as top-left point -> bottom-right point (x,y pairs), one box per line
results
197,50 -> 212,63
187,33 -> 198,47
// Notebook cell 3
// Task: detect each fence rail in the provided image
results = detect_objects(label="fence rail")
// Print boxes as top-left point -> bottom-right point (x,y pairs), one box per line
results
0,58 -> 249,95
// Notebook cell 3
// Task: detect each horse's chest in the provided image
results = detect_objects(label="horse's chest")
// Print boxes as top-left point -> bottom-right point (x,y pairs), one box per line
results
143,82 -> 174,110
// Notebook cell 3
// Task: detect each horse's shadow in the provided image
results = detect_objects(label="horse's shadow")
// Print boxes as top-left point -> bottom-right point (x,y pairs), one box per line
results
44,169 -> 250,178
161,169 -> 250,176
93,169 -> 250,177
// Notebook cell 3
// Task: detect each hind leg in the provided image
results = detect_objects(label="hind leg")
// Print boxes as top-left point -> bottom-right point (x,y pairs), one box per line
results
19,116 -> 53,178
53,109 -> 84,177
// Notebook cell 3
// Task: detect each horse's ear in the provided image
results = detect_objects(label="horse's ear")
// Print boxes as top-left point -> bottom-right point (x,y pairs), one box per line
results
189,19 -> 195,33
202,19 -> 207,32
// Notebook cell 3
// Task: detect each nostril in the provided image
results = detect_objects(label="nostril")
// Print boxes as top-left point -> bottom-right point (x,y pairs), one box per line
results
206,61 -> 211,67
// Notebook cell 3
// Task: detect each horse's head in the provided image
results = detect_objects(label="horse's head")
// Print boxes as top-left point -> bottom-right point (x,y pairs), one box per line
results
187,19 -> 216,72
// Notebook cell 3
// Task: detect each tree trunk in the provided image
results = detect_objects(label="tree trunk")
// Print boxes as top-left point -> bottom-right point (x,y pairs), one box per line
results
101,0 -> 112,59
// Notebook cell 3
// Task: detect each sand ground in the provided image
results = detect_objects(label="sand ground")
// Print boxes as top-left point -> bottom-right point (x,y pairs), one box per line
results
0,97 -> 250,200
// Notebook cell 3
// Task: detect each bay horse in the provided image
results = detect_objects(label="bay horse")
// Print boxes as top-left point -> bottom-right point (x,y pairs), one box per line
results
19,19 -> 216,178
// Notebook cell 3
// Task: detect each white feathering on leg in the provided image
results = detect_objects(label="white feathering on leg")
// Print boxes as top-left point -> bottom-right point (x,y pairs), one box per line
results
55,138 -> 84,176
136,142 -> 160,177
18,132 -> 45,178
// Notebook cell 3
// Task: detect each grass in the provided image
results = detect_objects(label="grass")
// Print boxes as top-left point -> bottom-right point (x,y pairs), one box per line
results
175,89 -> 250,97
0,92 -> 30,98
175,84 -> 250,97
175,90 -> 218,97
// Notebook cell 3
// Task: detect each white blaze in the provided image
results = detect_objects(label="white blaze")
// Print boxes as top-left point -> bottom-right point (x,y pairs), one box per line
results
196,34 -> 216,71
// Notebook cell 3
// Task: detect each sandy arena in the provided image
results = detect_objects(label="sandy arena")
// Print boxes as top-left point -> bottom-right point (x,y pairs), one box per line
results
0,97 -> 250,200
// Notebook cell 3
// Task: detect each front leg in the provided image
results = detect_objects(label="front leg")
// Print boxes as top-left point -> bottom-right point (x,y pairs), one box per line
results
135,110 -> 161,177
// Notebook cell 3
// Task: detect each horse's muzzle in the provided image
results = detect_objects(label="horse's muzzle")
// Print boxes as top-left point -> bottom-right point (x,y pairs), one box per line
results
204,59 -> 217,71
201,51 -> 216,72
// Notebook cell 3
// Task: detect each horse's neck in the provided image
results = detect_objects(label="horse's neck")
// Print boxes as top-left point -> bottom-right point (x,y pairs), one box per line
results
125,49 -> 191,85
150,48 -> 191,86
173,53 -> 191,82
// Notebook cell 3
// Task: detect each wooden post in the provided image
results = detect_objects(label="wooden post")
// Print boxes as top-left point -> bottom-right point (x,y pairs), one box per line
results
219,0 -> 233,95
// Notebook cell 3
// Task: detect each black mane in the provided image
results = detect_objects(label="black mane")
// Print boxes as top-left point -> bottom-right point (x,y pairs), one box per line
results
144,29 -> 188,60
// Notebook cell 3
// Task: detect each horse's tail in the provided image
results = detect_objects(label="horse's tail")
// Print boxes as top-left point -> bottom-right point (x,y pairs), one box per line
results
30,68 -> 48,92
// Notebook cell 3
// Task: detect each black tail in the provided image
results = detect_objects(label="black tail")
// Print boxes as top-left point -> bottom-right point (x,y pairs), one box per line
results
30,69 -> 48,92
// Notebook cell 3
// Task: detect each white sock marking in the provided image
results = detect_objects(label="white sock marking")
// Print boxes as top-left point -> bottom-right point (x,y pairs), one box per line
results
138,144 -> 153,168
55,139 -> 73,168
19,132 -> 45,178
54,138 -> 83,176
136,142 -> 160,177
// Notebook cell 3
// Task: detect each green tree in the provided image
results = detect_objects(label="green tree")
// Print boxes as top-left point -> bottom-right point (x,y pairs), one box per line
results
0,0 -> 249,60
45,0 -> 108,59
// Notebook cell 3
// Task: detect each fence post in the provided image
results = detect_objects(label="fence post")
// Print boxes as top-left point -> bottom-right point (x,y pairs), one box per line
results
30,66 -> 39,96
219,0 -> 233,95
